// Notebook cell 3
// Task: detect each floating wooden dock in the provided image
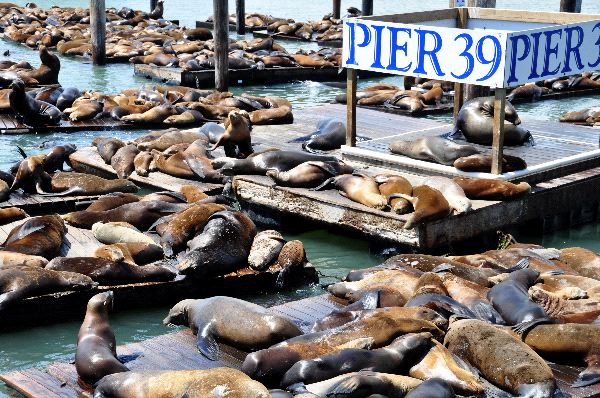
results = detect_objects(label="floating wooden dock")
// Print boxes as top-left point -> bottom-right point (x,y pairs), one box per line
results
0,191 -> 100,215
1,293 -> 597,398
252,29 -> 343,47
195,20 -> 265,32
134,64 -> 378,88
69,147 -> 223,194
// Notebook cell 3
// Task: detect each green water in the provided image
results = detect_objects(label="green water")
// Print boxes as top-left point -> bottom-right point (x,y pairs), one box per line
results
1,0 -> 600,396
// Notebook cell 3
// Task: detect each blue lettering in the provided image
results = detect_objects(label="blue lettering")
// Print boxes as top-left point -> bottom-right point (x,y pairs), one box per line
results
344,21 -> 371,65
386,26 -> 412,72
589,22 -> 600,68
370,24 -> 386,69
528,32 -> 542,79
506,34 -> 531,85
414,29 -> 444,76
476,35 -> 502,81
562,26 -> 584,73
541,29 -> 563,77
451,33 -> 474,79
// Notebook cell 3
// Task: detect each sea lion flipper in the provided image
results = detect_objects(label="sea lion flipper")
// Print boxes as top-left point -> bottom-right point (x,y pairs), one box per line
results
431,263 -> 454,273
196,329 -> 220,360
183,156 -> 206,179
117,352 -> 142,364
306,161 -> 339,176
511,318 -> 553,336
16,146 -> 27,159
354,290 -> 380,310
573,351 -> 600,388
505,258 -> 529,273
311,177 -> 335,191
335,337 -> 374,350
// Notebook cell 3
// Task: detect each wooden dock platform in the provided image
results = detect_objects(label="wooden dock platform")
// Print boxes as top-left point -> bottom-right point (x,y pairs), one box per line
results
1,293 -> 597,398
134,64 -> 378,88
69,147 -> 223,194
195,20 -> 266,32
0,191 -> 100,215
252,29 -> 343,47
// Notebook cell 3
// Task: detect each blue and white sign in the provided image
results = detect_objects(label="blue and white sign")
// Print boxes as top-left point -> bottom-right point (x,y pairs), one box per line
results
343,16 -> 600,88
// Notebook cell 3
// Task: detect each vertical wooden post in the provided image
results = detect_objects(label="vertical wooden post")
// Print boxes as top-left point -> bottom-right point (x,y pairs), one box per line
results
332,0 -> 341,19
235,0 -> 245,35
361,0 -> 373,16
90,0 -> 106,65
213,0 -> 229,91
346,68 -> 357,147
453,7 -> 468,121
560,0 -> 582,13
491,88 -> 507,175
150,0 -> 157,11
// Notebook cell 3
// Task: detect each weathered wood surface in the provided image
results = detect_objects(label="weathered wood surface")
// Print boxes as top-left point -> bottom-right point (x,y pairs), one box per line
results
134,64 -> 379,88
69,147 -> 223,193
213,0 -> 229,92
195,20 -> 265,32
252,29 -> 343,48
2,293 -> 598,398
0,191 -> 99,214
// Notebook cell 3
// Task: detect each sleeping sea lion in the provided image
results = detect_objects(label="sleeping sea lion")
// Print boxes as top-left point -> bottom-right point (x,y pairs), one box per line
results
266,160 -> 353,188
422,176 -> 471,214
302,118 -> 346,153
375,174 -> 413,214
248,230 -> 285,271
111,144 -> 140,179
93,242 -> 163,266
86,193 -> 140,212
1,215 -> 66,259
453,177 -> 531,200
399,185 -> 451,229
296,371 -> 422,397
49,172 -> 139,196
454,153 -> 527,172
315,173 -> 387,210
389,137 -> 479,166
0,207 -> 28,225
93,137 -> 125,164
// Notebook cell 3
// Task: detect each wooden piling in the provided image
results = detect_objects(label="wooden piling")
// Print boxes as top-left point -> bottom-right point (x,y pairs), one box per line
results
213,0 -> 229,91
560,0 -> 582,13
235,0 -> 245,35
346,68 -> 357,147
333,0 -> 341,19
361,0 -> 373,16
150,0 -> 157,11
90,0 -> 106,65
491,88 -> 506,174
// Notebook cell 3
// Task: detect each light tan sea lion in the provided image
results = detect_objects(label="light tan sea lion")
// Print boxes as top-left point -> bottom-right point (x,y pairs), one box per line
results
453,177 -> 531,200
374,174 -> 413,214
559,247 -> 600,280
91,221 -> 158,246
248,230 -> 285,271
315,173 -> 388,210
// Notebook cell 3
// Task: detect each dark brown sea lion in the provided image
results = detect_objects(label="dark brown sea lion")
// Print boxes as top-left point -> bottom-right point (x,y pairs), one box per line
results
507,84 -> 552,102
44,144 -> 76,173
93,137 -> 125,164
18,45 -> 60,85
281,333 -> 432,387
266,160 -> 353,188
242,309 -> 443,385
399,185 -> 451,229
453,177 -> 531,200
0,180 -> 8,203
445,319 -> 557,398
405,378 -> 455,398
180,185 -> 209,203
249,106 -> 293,125
111,144 -> 139,179
375,174 -> 413,214
155,203 -> 226,256
177,210 -> 256,278
94,242 -> 163,266
93,368 -> 270,398
76,292 -> 128,388
297,371 -> 421,397
49,172 -> 139,196
56,87 -> 81,111
315,173 -> 388,210
389,137 -> 479,166
207,110 -> 253,157
1,215 -> 66,259
46,257 -> 175,285
164,296 -> 302,360
86,193 -> 140,212
275,240 -> 308,288
454,153 -> 527,172
0,207 -> 28,225
10,154 -> 51,194
9,79 -> 61,126
0,266 -> 95,311
301,118 -> 346,153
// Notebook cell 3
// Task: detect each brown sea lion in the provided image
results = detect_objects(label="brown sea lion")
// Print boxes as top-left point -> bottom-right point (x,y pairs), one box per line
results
0,207 -> 28,225
76,292 -> 128,388
281,333 -> 432,387
44,144 -> 76,172
129,53 -> 177,66
454,153 -> 528,172
374,174 -> 412,214
440,273 -> 503,324
275,240 -> 308,288
559,106 -> 600,123
315,173 -> 387,210
1,215 -> 66,259
0,180 -> 8,203
453,177 -> 531,200
248,230 -> 285,271
507,83 -> 552,102
133,151 -> 153,177
422,176 -> 471,214
207,110 -> 253,157
94,368 -> 270,398
137,129 -> 203,151
297,371 -> 421,397
559,247 -> 600,280
164,296 -> 302,360
46,257 -> 175,285
110,144 -> 139,179
49,172 -> 139,195
249,106 -> 293,125
93,137 -> 125,164
389,137 -> 479,166
121,104 -> 178,124
399,185 -> 451,229
242,309 -> 443,385
180,185 -> 209,203
421,83 -> 444,105
94,242 -> 163,266
91,221 -> 159,246
86,193 -> 140,212
10,154 -> 51,194
445,319 -> 556,398
266,161 -> 354,188
0,266 -> 95,311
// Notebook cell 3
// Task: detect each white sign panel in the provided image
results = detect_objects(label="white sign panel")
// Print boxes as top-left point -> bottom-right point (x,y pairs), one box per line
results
343,17 -> 600,88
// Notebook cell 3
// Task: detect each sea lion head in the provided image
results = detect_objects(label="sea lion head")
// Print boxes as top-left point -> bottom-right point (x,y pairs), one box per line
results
504,100 -> 521,125
87,291 -> 114,314
9,78 -> 25,92
163,298 -> 195,326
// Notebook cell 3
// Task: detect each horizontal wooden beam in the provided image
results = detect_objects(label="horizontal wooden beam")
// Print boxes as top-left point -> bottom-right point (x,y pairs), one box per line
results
361,8 -> 458,24
468,7 -> 600,24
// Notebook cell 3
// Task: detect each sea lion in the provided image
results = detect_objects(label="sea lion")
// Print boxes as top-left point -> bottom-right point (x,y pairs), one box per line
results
454,153 -> 528,172
389,137 -> 479,166
440,273 -> 503,324
281,333 -> 432,387
275,240 -> 308,288
249,106 -> 293,125
488,269 -> 550,334
93,368 -> 270,398
133,151 -> 153,177
507,83 -> 552,102
422,176 -> 471,214
207,110 -> 253,157
445,319 -> 556,398
137,129 -> 203,152
56,87 -> 82,110
529,286 -> 600,324
1,215 -> 66,259
399,185 -> 451,229
155,202 -> 226,256
453,177 -> 531,200
0,180 -> 9,203
315,173 -> 388,210
164,296 -> 302,359
266,160 -> 353,188
93,137 -> 125,164
248,230 -> 285,271
9,79 -> 61,126
86,193 -> 140,212
46,257 -> 175,285
374,174 -> 413,214
63,201 -> 188,230
94,242 -> 163,266
421,83 -> 444,105
0,207 -> 28,225
0,251 -> 47,269
91,221 -> 159,246
560,106 -> 600,124
0,266 -> 95,311
405,378 -> 455,398
559,247 -> 600,280
76,292 -> 128,388
10,154 -> 51,194
302,118 -> 346,153
177,210 -> 256,278
49,172 -> 139,196
455,96 -> 533,146
121,104 -> 178,124
111,144 -> 139,179
180,185 -> 208,202
242,309 -> 443,385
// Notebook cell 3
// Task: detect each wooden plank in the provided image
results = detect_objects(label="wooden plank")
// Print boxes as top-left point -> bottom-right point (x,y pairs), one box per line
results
491,88 -> 507,174
361,8 -> 458,24
346,68 -> 357,147
468,7 -> 600,24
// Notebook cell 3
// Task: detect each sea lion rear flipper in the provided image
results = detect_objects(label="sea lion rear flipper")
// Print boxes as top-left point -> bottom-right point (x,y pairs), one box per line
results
432,263 -> 454,273
183,156 -> 206,179
38,186 -> 83,196
311,177 -> 335,191
117,352 -> 142,364
306,161 -> 340,176
147,215 -> 172,232
196,330 -> 220,360
505,258 -> 529,273
541,269 -> 564,276
275,266 -> 291,289
329,371 -> 381,396
573,351 -> 600,388
353,289 -> 380,310
472,301 -> 505,324
16,146 -> 27,159
511,317 -> 553,336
